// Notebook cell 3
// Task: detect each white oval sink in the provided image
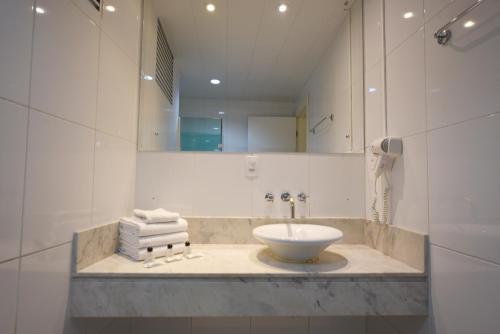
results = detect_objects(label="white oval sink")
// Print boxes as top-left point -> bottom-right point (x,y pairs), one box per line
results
252,224 -> 343,262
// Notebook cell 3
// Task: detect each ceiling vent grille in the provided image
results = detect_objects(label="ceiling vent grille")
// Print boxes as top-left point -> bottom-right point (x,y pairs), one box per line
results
156,19 -> 174,105
87,0 -> 101,11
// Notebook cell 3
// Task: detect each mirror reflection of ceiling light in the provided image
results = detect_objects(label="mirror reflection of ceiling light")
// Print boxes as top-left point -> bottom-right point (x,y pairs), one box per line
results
463,20 -> 475,28
105,5 -> 116,12
218,111 -> 225,115
213,127 -> 220,130
368,87 -> 377,93
403,12 -> 414,19
35,6 -> 45,14
210,79 -> 221,85
206,3 -> 216,12
143,75 -> 154,81
277,3 -> 288,13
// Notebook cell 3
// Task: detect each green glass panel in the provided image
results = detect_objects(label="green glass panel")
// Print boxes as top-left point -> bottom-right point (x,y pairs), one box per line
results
180,117 -> 222,152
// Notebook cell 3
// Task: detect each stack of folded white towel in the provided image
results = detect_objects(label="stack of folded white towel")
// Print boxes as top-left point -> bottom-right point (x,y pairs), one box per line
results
118,208 -> 189,261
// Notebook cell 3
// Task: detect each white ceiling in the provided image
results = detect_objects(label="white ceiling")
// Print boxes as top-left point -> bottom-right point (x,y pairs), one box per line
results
151,0 -> 351,102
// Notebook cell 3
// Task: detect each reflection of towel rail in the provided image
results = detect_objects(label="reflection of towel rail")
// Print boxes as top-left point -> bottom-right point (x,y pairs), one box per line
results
309,113 -> 334,134
434,0 -> 484,45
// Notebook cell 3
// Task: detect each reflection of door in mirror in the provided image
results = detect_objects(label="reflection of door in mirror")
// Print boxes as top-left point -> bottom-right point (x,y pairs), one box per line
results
180,117 -> 222,152
295,98 -> 308,153
248,117 -> 296,152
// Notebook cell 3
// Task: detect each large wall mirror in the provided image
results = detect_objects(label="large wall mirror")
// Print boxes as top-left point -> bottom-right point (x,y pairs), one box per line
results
138,0 -> 364,154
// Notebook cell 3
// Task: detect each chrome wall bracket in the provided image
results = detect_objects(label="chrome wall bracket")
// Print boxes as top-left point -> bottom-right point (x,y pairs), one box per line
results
433,0 -> 484,46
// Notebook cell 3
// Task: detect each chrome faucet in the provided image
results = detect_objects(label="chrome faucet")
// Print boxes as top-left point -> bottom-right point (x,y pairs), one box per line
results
281,192 -> 295,219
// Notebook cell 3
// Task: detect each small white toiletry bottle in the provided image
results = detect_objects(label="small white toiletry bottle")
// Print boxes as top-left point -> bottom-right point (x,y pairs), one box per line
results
183,241 -> 191,256
165,243 -> 182,263
166,243 -> 173,258
143,247 -> 154,268
184,241 -> 204,259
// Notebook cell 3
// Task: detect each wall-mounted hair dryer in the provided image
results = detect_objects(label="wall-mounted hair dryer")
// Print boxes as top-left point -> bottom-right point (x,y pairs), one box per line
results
371,137 -> 403,177
370,137 -> 402,225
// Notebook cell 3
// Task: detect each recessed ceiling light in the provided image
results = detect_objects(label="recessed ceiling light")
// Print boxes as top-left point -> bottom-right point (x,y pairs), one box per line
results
218,111 -> 225,115
213,127 -> 220,130
206,3 -> 216,12
403,12 -> 414,19
368,87 -> 377,93
105,5 -> 116,12
143,75 -> 153,81
277,3 -> 288,13
35,6 -> 45,14
463,20 -> 475,28
210,79 -> 221,85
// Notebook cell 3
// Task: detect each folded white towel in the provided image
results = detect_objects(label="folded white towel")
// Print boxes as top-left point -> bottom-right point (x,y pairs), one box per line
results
119,216 -> 188,237
120,231 -> 189,248
119,242 -> 185,261
133,208 -> 180,224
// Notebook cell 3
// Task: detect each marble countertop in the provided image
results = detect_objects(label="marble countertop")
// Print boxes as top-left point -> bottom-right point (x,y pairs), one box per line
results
76,244 -> 424,278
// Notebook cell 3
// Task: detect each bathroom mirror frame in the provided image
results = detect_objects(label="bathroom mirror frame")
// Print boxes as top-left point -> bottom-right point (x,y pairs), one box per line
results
137,0 -> 365,154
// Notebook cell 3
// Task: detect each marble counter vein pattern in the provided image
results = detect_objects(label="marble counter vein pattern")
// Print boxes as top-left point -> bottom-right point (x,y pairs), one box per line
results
74,222 -> 119,272
364,221 -> 427,272
76,244 -> 423,278
70,277 -> 427,317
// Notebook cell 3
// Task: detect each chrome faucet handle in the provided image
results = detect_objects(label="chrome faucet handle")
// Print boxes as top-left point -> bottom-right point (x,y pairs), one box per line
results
281,192 -> 291,202
297,192 -> 307,202
265,192 -> 274,202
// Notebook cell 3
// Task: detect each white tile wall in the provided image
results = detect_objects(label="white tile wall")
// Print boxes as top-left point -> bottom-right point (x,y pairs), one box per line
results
364,0 -> 500,333
30,0 -> 99,127
390,133 -> 428,233
385,0 -> 424,53
386,29 -> 426,138
252,154 -> 309,218
364,61 -> 386,145
16,244 -> 72,334
0,100 -> 28,261
22,111 -> 95,254
0,259 -> 19,334
101,0 -> 142,64
364,0 -> 384,70
428,114 -> 500,263
71,0 -> 102,24
309,155 -> 365,217
96,32 -> 139,143
430,245 -> 500,334
423,0 -> 451,22
425,0 -> 500,130
135,152 -> 366,218
92,132 -> 136,226
135,152 -> 197,215
194,154 -> 253,216
423,0 -> 476,23
0,0 -> 141,332
0,0 -> 33,105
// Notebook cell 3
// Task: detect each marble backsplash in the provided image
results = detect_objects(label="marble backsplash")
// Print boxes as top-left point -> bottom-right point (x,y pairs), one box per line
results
187,217 -> 366,244
73,222 -> 119,272
364,221 -> 427,272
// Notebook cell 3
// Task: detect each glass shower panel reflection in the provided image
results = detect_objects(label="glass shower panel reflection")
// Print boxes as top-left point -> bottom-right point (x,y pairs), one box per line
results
180,117 -> 222,152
